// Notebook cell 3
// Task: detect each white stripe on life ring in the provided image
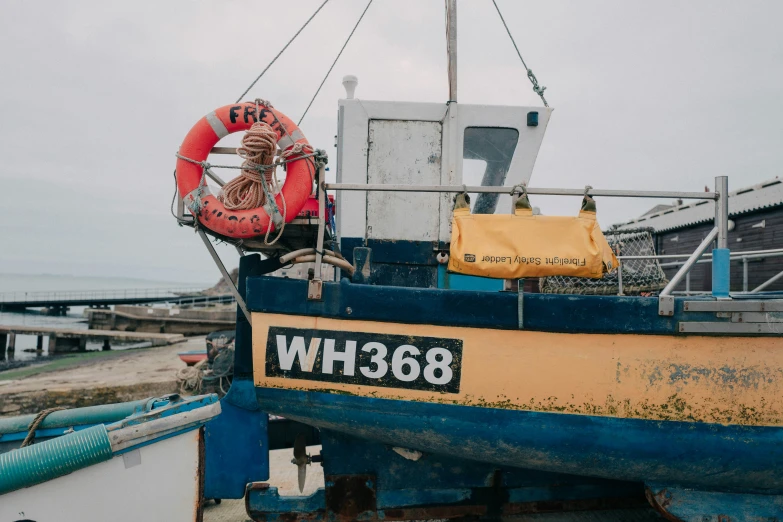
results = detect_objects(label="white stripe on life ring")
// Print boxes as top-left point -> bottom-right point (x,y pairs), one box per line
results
206,111 -> 229,139
277,129 -> 305,150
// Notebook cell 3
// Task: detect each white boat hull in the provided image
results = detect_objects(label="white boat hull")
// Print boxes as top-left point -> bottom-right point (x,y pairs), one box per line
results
1,429 -> 203,522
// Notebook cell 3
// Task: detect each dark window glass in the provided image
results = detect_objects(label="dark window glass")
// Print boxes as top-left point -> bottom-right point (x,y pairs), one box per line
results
462,127 -> 519,214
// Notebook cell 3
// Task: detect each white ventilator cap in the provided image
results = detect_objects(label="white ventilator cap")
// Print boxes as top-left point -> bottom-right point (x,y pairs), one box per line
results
342,75 -> 358,99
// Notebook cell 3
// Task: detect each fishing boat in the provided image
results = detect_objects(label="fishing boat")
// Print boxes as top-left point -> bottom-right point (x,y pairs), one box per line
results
179,349 -> 208,366
2,1 -> 778,520
0,394 -> 220,521
167,2 -> 783,520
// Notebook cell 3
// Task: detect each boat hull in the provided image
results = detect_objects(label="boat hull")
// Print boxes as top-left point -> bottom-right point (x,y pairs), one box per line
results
252,311 -> 783,493
256,386 -> 783,493
0,429 -> 205,522
179,350 -> 208,366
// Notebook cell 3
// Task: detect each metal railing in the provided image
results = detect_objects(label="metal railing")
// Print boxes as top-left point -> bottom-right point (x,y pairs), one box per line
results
314,172 -> 732,317
0,287 -> 206,304
660,249 -> 783,294
616,248 -> 783,296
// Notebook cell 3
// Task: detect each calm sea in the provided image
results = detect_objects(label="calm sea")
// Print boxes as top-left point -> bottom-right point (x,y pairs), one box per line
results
0,273 -> 210,361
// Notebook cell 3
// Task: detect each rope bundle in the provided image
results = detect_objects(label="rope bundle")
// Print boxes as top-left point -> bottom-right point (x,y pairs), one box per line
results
176,360 -> 206,395
219,121 -> 280,210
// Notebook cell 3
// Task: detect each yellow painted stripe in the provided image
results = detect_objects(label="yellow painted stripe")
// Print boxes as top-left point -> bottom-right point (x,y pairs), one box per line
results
253,313 -> 783,427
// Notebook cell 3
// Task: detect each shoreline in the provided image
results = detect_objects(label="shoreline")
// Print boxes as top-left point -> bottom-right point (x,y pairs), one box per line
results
0,337 -> 204,416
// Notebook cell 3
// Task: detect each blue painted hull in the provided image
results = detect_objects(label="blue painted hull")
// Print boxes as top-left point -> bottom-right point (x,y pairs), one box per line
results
256,387 -> 783,494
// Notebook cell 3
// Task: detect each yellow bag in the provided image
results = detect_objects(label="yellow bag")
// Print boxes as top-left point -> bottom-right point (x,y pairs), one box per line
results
448,192 -> 618,279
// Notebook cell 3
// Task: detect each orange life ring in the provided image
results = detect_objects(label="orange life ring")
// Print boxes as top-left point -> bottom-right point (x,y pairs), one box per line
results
176,102 -> 313,239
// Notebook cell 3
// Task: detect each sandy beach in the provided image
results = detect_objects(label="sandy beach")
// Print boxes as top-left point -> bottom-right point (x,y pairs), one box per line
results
0,337 -> 203,415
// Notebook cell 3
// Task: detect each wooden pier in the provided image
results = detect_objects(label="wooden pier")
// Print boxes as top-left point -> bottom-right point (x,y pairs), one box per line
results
0,325 -> 185,357
0,287 -> 233,314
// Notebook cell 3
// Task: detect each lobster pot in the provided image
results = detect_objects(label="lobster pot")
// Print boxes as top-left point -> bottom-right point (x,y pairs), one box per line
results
540,228 -> 668,295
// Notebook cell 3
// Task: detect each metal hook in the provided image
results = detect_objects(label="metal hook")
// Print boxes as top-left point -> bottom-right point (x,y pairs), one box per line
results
584,185 -> 593,197
510,183 -> 527,197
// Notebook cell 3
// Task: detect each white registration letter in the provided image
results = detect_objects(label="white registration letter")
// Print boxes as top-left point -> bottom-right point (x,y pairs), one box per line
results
276,335 -> 306,371
322,339 -> 357,376
276,335 -> 321,372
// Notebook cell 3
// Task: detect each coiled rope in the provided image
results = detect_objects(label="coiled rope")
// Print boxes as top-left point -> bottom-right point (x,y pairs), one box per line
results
219,121 -> 279,211
176,359 -> 206,395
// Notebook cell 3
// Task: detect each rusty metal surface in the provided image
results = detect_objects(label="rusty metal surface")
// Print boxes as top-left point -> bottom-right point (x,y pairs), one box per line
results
502,496 -> 651,516
324,474 -> 377,520
645,484 -> 783,522
196,426 -> 206,522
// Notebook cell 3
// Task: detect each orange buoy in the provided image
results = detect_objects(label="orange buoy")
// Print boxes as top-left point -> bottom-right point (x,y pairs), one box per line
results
176,102 -> 314,239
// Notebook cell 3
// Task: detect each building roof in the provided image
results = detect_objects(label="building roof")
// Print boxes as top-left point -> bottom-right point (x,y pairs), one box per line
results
640,203 -> 674,217
616,178 -> 783,233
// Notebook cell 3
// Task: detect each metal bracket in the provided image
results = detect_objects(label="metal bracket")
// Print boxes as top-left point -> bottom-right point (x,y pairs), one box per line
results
658,295 -> 675,317
517,279 -> 524,329
308,279 -> 323,301
197,229 -> 251,322
175,193 -> 194,226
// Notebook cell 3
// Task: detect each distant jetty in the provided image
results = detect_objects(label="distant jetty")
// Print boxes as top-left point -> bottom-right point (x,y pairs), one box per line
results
86,305 -> 235,336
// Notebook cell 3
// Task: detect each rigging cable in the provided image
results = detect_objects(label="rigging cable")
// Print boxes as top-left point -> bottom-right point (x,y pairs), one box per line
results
235,0 -> 331,103
298,0 -> 374,126
491,0 -> 549,107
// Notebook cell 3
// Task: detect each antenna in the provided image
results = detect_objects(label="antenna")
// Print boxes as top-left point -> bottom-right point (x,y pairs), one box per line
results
445,0 -> 457,102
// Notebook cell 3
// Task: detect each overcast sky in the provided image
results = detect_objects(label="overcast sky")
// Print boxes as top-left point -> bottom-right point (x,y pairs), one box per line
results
1,0 -> 781,284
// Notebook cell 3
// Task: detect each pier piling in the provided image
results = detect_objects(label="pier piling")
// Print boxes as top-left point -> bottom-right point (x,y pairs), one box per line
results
0,326 -> 185,356
7,333 -> 16,357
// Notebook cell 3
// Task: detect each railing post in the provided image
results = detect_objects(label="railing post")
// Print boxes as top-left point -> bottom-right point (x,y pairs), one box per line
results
658,227 -> 718,315
712,176 -> 730,298
617,260 -> 624,296
743,257 -> 749,292
686,271 -> 691,295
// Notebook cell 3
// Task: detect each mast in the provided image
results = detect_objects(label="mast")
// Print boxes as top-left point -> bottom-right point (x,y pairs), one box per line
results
445,0 -> 457,102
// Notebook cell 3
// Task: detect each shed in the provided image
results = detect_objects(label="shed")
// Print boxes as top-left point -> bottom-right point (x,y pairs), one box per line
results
615,178 -> 783,293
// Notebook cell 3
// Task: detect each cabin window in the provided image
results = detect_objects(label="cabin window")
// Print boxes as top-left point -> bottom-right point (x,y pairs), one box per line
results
462,127 -> 519,214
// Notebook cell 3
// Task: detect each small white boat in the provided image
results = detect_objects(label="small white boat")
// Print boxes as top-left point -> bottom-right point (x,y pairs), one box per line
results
0,394 -> 220,522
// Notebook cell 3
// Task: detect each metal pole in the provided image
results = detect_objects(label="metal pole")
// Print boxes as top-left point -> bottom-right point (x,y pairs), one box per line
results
617,261 -> 624,296
716,176 -> 729,249
660,251 -> 783,268
686,272 -> 691,295
743,257 -> 748,292
197,229 -> 251,322
660,227 -> 719,298
620,248 -> 783,260
205,168 -> 226,187
446,0 -> 457,102
712,176 -> 730,298
308,165 -> 327,300
323,183 -> 717,200
751,269 -> 783,293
